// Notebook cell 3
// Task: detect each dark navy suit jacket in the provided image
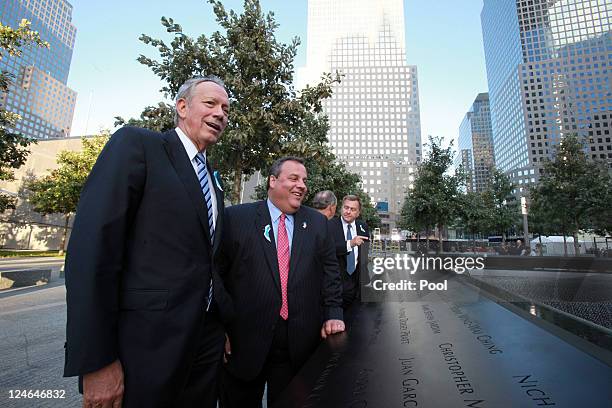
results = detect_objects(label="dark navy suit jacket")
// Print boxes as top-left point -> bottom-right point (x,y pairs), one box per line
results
219,200 -> 343,380
64,127 -> 232,407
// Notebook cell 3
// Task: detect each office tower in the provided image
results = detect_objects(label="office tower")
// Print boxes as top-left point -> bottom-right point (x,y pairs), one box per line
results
481,0 -> 611,193
298,0 -> 422,230
0,0 -> 77,139
455,93 -> 496,193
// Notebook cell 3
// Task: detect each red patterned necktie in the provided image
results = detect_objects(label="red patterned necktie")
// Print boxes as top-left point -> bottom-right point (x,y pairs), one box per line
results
277,213 -> 290,320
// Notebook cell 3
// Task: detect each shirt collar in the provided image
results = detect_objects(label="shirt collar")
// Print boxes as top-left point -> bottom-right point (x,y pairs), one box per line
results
267,199 -> 293,224
341,217 -> 355,231
176,126 -> 206,162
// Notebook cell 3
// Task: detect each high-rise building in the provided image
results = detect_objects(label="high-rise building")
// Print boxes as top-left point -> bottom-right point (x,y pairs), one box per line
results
298,0 -> 422,231
0,0 -> 77,139
481,0 -> 611,194
455,93 -> 496,193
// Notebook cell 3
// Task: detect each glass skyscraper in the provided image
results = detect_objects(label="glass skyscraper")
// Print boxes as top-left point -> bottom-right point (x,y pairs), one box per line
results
298,0 -> 422,230
455,93 -> 496,193
481,0 -> 611,193
0,0 -> 77,139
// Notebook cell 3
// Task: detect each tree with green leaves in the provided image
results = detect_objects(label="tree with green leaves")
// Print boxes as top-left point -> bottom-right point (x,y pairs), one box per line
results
590,187 -> 612,237
400,180 -> 425,246
456,191 -> 491,250
481,169 -> 519,241
529,134 -> 612,255
0,19 -> 49,211
399,136 -> 464,252
131,0 -> 340,203
114,102 -> 174,132
26,135 -> 109,254
253,113 -> 380,229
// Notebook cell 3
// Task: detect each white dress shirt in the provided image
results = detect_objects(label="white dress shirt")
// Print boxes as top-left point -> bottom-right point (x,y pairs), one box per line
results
341,217 -> 358,271
175,127 -> 218,229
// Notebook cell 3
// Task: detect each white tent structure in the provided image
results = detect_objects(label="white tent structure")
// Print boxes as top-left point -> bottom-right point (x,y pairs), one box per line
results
530,235 -> 597,256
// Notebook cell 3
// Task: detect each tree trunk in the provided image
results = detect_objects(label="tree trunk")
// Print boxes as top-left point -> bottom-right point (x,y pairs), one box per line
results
426,228 -> 430,253
231,166 -> 243,205
59,214 -> 70,256
538,234 -> 543,256
562,231 -> 568,257
437,224 -> 443,254
573,232 -> 580,256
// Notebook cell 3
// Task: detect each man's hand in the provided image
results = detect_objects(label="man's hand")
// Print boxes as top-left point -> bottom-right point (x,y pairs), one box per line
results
223,333 -> 232,363
82,359 -> 124,408
350,236 -> 369,247
321,319 -> 345,339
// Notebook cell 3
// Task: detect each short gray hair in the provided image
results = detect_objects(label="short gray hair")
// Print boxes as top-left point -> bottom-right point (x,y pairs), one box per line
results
312,190 -> 337,209
174,75 -> 227,126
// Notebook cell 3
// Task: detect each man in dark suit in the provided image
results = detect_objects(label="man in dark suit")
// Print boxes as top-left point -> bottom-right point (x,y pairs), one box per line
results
329,195 -> 370,308
312,190 -> 337,220
219,157 -> 345,408
64,76 -> 232,408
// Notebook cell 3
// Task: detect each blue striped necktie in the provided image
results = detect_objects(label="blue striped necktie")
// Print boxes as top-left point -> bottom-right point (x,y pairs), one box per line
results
195,153 -> 214,310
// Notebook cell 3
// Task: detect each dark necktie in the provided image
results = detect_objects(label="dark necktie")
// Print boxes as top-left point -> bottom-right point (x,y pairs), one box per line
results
346,224 -> 356,275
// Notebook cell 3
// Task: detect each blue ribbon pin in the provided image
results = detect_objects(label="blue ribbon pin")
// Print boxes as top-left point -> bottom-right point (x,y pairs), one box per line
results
213,171 -> 224,191
264,224 -> 271,242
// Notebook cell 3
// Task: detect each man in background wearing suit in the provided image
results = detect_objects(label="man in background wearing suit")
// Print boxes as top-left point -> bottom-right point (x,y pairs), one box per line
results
312,190 -> 337,220
64,76 -> 231,408
329,195 -> 370,309
219,157 -> 345,408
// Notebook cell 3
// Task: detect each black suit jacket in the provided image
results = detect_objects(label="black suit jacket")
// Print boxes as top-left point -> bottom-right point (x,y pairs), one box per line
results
329,217 -> 370,306
219,201 -> 343,381
63,127 -> 231,407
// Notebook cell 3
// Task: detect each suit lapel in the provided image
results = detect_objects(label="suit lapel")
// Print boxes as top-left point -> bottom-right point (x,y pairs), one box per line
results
288,207 -> 305,281
208,161 -> 224,255
356,220 -> 368,237
256,201 -> 281,295
356,220 -> 368,268
162,130 -> 213,245
333,216 -> 344,242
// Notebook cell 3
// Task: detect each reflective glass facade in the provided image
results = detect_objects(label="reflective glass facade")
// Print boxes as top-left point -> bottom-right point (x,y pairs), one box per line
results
455,93 -> 496,193
0,0 -> 77,139
299,0 -> 422,225
481,0 -> 611,193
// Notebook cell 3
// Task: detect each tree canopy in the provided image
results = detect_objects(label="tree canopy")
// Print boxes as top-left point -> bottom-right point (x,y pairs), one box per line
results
529,134 -> 612,253
130,0 -> 341,203
399,136 -> 464,250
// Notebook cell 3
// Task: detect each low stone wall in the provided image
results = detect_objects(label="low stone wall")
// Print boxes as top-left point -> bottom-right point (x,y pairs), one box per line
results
0,221 -> 71,250
483,255 -> 612,273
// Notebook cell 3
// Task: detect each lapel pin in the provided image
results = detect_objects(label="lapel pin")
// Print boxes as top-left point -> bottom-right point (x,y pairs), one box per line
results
302,222 -> 307,229
264,224 -> 271,242
213,170 -> 224,192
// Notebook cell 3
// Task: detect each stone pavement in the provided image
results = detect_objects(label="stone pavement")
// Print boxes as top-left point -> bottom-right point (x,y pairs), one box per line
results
0,281 -> 80,407
0,280 -> 263,408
